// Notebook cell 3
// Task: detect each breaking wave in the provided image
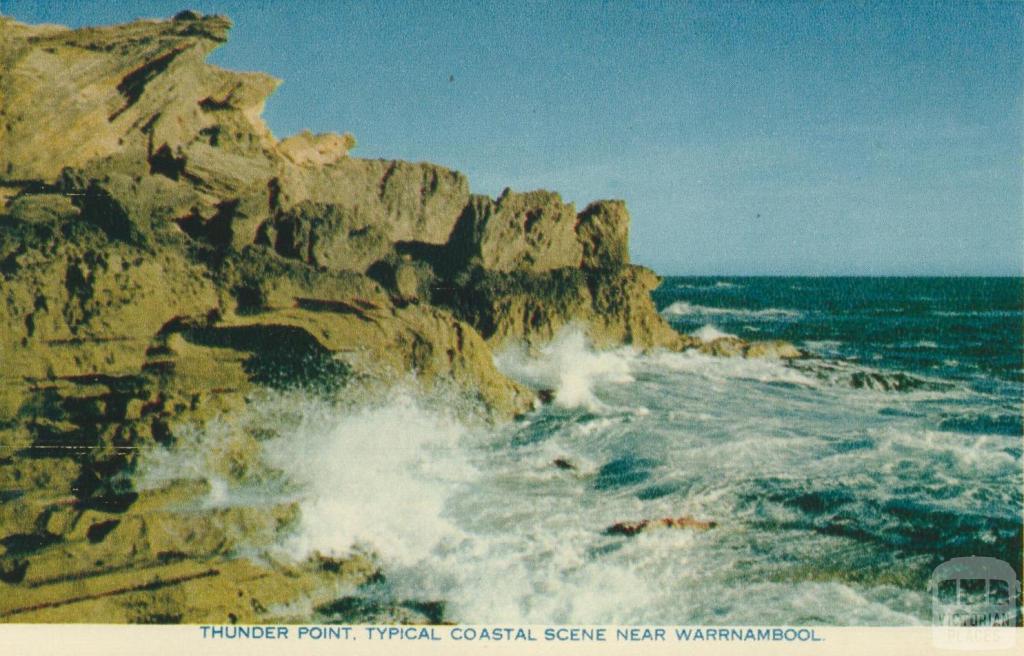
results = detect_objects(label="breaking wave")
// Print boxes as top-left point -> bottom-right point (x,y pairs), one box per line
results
690,324 -> 738,342
493,327 -> 636,411
661,301 -> 802,320
135,273 -> 1022,626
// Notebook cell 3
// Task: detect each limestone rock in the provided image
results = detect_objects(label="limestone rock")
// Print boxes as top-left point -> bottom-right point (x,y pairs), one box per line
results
201,304 -> 535,419
0,239 -> 221,387
75,173 -> 204,246
275,158 -> 469,245
221,246 -> 390,312
366,255 -> 437,303
453,189 -> 583,273
576,199 -> 630,269
175,141 -> 275,199
0,13 -> 278,183
744,340 -> 803,359
263,202 -> 393,274
437,266 -> 685,350
0,9 -> 712,625
698,336 -> 747,358
278,130 -> 356,166
4,194 -> 80,225
202,191 -> 274,251
696,337 -> 802,359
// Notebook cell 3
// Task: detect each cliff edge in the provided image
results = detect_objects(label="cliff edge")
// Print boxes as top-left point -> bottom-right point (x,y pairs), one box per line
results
0,12 -> 778,623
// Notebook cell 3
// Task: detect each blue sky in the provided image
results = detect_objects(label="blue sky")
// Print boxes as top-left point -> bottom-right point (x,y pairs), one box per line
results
3,1 -> 1021,275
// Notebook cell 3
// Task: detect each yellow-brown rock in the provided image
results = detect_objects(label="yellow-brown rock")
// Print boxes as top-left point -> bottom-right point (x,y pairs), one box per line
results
577,199 -> 630,270
0,9 -> 702,625
0,13 -> 277,183
456,189 -> 583,273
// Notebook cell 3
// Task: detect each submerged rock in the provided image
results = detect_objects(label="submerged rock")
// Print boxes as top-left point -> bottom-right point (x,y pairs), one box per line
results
848,370 -> 927,392
605,516 -> 718,537
697,337 -> 802,359
744,340 -> 803,359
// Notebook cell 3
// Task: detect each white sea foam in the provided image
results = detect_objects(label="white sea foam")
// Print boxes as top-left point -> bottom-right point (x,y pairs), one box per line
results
802,340 -> 844,356
660,301 -> 801,320
934,310 -> 1023,317
259,390 -> 475,566
493,327 -> 635,411
137,386 -> 481,569
690,324 -> 737,342
649,349 -> 819,387
131,309 -> 1012,626
135,418 -> 273,509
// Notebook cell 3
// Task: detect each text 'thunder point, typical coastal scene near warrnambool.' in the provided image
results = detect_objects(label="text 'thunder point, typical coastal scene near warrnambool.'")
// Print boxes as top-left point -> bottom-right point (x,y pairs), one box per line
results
0,0 -> 1020,627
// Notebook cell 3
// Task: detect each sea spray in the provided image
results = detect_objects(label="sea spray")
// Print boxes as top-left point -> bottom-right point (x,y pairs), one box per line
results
134,277 -> 1021,625
493,326 -> 636,411
135,382 -> 484,565
259,389 -> 476,566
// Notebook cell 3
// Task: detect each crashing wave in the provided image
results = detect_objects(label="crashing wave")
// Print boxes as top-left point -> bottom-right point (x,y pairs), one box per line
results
493,326 -> 636,412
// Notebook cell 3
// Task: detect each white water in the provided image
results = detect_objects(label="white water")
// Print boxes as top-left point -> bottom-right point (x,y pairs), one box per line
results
137,327 -> 1019,625
661,301 -> 801,320
689,324 -> 738,342
493,328 -> 636,411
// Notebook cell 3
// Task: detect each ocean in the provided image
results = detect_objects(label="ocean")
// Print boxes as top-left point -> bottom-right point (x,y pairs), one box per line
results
141,276 -> 1023,625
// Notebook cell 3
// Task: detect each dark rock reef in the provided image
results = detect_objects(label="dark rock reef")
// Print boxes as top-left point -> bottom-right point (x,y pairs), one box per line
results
0,12 -> 794,622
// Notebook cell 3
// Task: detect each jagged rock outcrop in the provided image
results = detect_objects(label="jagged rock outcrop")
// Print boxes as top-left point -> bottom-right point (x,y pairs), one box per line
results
435,266 -> 688,350
0,13 -> 276,183
273,158 -> 470,245
277,130 -> 355,167
263,201 -> 393,273
0,10 -> 731,624
453,189 -> 582,273
577,200 -> 630,269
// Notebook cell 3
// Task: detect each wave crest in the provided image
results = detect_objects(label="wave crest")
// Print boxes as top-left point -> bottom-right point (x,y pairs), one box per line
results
661,301 -> 801,320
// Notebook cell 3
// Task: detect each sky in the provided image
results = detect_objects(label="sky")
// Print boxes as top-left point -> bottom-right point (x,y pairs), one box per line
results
3,0 -> 1022,275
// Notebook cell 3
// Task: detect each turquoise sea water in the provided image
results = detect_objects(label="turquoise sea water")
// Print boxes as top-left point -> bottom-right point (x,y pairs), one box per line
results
147,277 -> 1023,624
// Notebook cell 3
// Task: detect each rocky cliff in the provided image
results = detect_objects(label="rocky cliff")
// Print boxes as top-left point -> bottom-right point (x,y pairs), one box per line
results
0,12 -> 790,623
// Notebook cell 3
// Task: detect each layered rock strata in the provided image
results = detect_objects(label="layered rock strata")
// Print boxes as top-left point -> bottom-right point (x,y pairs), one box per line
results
0,12 -> 793,623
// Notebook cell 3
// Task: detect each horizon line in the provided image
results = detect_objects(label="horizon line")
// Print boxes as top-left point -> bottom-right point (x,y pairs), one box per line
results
652,272 -> 1024,279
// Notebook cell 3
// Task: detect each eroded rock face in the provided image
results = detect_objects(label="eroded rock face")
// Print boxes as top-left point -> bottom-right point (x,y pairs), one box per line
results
0,10 -> 710,624
278,130 -> 356,167
577,200 -> 630,270
273,158 -> 470,245
0,13 -> 276,183
435,266 -> 689,350
455,189 -> 583,273
263,202 -> 393,273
